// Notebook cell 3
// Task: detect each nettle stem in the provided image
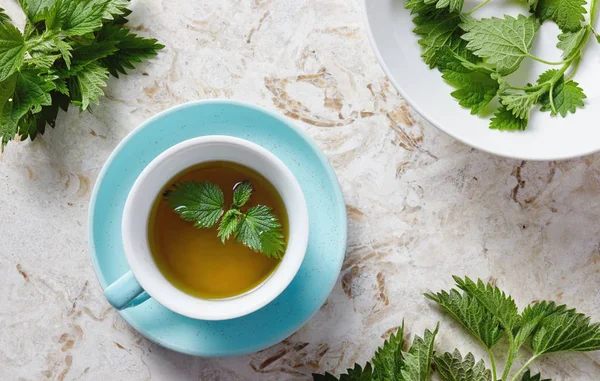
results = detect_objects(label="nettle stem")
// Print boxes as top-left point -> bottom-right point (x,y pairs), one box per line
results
509,356 -> 539,381
500,336 -> 517,381
487,348 -> 498,381
467,0 -> 491,15
525,53 -> 564,66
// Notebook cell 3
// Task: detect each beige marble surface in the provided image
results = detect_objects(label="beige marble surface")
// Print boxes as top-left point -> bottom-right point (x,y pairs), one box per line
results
1,0 -> 600,380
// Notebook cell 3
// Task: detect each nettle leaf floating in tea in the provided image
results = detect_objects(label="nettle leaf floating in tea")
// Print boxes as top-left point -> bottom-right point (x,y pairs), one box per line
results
164,180 -> 286,259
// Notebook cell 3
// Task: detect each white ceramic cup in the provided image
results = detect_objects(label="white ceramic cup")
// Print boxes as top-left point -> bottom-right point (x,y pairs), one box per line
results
104,136 -> 309,320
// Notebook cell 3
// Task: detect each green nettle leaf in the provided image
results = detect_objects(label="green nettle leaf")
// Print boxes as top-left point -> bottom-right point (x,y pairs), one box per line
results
372,322 -> 405,380
524,0 -> 540,11
453,276 -> 521,334
538,76 -> 586,117
46,0 -> 109,36
460,14 -> 540,75
0,7 -> 11,23
400,324 -> 439,381
217,209 -> 242,243
557,28 -> 588,59
164,181 -> 225,228
434,350 -> 491,381
489,106 -> 528,131
520,369 -> 551,381
69,62 -> 108,110
0,22 -> 26,81
436,48 -> 499,115
424,0 -> 464,13
499,91 -> 542,120
536,0 -> 587,32
96,23 -> 164,77
103,0 -> 130,21
0,73 -> 18,147
313,363 -> 374,381
425,289 -> 502,348
19,0 -> 56,23
514,301 -> 565,349
232,181 -> 253,208
409,5 -> 462,68
13,69 -> 55,118
236,205 -> 285,259
531,307 -> 600,355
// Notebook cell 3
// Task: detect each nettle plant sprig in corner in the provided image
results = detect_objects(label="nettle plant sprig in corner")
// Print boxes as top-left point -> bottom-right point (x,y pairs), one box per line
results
314,276 -> 600,381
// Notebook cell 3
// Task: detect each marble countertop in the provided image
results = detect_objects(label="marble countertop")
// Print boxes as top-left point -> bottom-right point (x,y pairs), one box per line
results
2,0 -> 600,380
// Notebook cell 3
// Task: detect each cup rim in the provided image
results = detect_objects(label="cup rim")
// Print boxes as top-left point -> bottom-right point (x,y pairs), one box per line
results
122,135 -> 309,320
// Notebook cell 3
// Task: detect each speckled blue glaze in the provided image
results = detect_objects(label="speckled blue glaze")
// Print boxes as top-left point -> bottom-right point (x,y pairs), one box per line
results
88,100 -> 347,357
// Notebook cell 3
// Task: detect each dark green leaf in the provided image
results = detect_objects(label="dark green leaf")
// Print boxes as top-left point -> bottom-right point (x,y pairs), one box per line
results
372,322 -> 405,380
69,62 -> 108,110
400,324 -> 439,381
489,106 -> 528,131
46,0 -> 110,36
538,75 -> 586,117
514,301 -> 565,349
0,8 -> 11,23
164,181 -> 225,228
313,363 -> 373,381
454,276 -> 521,334
232,181 -> 253,208
434,349 -> 492,381
19,0 -> 55,23
236,205 -> 285,259
0,22 -> 26,81
217,209 -> 242,243
520,369 -> 551,381
96,23 -> 163,77
425,289 -> 502,348
531,307 -> 600,355
436,47 -> 499,115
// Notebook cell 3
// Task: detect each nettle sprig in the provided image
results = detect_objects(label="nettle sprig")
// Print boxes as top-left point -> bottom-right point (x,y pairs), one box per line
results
164,180 -> 286,259
0,0 -> 163,148
314,276 -> 600,381
406,0 -> 599,131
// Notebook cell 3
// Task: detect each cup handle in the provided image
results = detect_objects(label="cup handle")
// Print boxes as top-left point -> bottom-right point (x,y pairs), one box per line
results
104,271 -> 151,310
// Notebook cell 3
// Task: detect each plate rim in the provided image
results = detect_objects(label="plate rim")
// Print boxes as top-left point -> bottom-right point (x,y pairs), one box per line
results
87,99 -> 348,356
360,0 -> 600,161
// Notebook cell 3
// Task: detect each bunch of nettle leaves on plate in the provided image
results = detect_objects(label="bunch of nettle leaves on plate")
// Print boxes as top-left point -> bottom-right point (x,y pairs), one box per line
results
0,0 -> 163,148
406,0 -> 599,131
314,276 -> 600,381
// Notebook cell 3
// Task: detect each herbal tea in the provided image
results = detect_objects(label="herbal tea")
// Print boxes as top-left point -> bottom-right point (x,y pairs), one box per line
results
148,161 -> 289,299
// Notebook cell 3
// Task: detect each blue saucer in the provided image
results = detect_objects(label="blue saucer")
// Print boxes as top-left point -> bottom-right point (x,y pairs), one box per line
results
88,100 -> 347,356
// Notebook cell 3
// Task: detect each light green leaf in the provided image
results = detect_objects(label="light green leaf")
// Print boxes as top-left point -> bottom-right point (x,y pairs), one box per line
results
236,205 -> 285,259
489,106 -> 528,131
96,23 -> 164,77
557,27 -> 588,59
520,369 -> 551,381
425,289 -> 502,348
525,0 -> 539,11
46,0 -> 110,36
217,209 -> 242,243
531,307 -> 600,355
313,363 -> 374,381
454,276 -> 521,334
13,69 -> 54,118
69,62 -> 108,110
0,22 -> 26,81
163,181 -> 225,228
539,76 -> 586,117
26,54 -> 61,69
499,91 -> 541,120
461,14 -> 540,75
434,350 -> 492,381
233,181 -> 253,208
514,301 -> 565,349
372,322 -> 405,381
104,0 -> 130,21
400,324 -> 439,381
536,0 -> 587,32
436,48 -> 499,115
0,73 -> 18,147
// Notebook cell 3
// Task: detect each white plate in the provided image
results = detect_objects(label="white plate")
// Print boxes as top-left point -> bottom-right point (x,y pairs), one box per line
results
363,0 -> 600,160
